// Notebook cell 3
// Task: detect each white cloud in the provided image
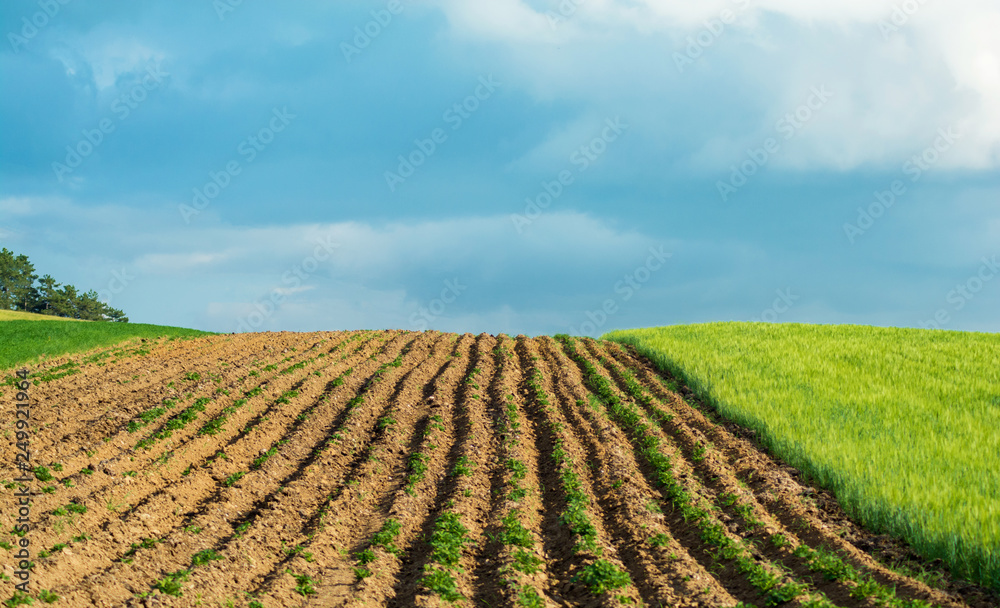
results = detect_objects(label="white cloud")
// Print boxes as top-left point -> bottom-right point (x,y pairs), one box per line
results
432,0 -> 556,44
434,0 -> 1000,170
5,195 -> 997,333
83,39 -> 167,90
134,252 -> 234,274
0,197 -> 37,215
1,197 -> 682,332
49,35 -> 167,91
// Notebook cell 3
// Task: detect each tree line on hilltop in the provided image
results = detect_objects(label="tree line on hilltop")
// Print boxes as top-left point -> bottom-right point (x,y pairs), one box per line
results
0,247 -> 128,322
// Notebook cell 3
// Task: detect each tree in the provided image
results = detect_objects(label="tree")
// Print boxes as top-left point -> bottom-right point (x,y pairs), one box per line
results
33,274 -> 60,314
1,248 -> 39,311
0,248 -> 17,309
0,246 -> 129,322
76,290 -> 102,320
8,252 -> 37,311
51,284 -> 79,318
104,307 -> 128,323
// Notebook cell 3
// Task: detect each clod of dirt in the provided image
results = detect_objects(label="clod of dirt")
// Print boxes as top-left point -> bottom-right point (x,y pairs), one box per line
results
97,458 -> 118,475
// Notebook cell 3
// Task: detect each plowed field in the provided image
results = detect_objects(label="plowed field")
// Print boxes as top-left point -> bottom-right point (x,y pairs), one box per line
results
0,331 -> 982,608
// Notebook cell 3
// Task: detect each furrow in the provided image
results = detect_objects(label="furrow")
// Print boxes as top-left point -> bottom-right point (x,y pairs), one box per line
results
238,331 -> 457,607
391,333 -> 500,606
4,332 -> 246,456
31,332 -> 397,605
23,332 -> 359,549
21,331 -> 336,469
155,332 -> 442,607
556,334 -> 845,608
468,334 -> 555,608
538,335 -> 734,608
588,338 -> 875,606
516,336 -> 642,607
331,334 -> 470,608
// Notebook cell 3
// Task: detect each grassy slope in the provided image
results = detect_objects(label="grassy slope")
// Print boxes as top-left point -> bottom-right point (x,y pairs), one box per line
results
0,310 -> 83,322
604,322 -> 1000,590
0,320 -> 213,370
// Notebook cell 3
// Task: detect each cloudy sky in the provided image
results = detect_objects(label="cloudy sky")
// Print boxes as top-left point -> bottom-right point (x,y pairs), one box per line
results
1,0 -> 998,335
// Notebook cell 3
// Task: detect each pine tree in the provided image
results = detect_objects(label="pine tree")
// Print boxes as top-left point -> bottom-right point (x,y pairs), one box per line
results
0,246 -> 129,322
52,284 -> 79,318
0,248 -> 17,309
33,274 -> 60,314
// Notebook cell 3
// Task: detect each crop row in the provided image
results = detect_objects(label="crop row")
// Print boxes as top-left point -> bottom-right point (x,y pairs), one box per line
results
556,335 -> 839,606
490,337 -> 545,607
520,344 -> 637,604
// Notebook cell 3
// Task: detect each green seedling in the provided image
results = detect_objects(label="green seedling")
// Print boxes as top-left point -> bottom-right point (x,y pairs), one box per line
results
573,559 -> 632,595
191,549 -> 224,567
452,456 -> 474,477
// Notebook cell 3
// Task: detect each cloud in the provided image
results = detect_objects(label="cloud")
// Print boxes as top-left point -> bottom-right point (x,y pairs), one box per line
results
134,251 -> 234,274
0,196 -> 36,215
55,36 -> 167,90
432,0 -> 556,44
435,0 -> 1000,171
2,190 -> 997,334
0,196 -> 682,331
2,4 -> 998,336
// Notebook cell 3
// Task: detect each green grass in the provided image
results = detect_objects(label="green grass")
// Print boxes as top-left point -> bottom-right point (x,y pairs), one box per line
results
604,322 -> 1000,590
0,319 -> 211,370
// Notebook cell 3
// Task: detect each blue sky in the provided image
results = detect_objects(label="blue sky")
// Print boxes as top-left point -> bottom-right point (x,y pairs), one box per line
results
1,0 -> 998,335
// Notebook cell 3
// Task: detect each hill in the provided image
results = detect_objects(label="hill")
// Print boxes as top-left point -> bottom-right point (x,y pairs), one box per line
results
0,319 -> 213,370
0,309 -> 85,322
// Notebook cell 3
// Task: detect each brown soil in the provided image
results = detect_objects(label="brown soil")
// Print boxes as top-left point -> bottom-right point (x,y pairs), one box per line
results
0,331 -> 994,608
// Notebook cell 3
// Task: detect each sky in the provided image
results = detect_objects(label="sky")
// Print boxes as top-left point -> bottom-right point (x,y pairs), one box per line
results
1,0 -> 998,335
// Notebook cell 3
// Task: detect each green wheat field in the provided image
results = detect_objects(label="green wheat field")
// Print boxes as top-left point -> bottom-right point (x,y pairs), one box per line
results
605,323 -> 1000,590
